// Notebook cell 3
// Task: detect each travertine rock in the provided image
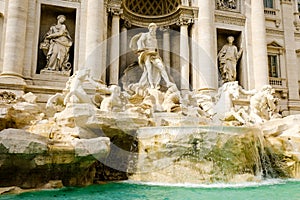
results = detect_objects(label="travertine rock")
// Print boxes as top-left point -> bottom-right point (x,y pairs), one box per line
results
0,129 -> 110,188
129,126 -> 266,183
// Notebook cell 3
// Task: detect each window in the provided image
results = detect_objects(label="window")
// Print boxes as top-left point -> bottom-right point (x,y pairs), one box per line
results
264,0 -> 274,8
268,55 -> 280,78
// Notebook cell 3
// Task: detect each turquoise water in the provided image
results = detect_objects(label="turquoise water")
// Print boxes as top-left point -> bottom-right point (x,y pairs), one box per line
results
1,180 -> 300,200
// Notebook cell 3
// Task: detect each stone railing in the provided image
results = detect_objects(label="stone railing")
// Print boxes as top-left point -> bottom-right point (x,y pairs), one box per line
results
269,77 -> 286,87
264,8 -> 277,15
264,8 -> 281,27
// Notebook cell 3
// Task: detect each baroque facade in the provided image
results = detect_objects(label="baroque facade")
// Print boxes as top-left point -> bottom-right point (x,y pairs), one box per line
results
0,0 -> 299,115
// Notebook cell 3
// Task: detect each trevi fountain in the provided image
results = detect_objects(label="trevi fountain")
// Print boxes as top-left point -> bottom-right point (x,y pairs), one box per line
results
0,9 -> 300,200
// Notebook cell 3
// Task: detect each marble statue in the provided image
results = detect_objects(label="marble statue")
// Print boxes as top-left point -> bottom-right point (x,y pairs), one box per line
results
217,36 -> 243,83
213,81 -> 257,124
249,85 -> 280,123
63,68 -> 101,105
129,23 -> 173,89
100,85 -> 123,112
40,15 -> 73,72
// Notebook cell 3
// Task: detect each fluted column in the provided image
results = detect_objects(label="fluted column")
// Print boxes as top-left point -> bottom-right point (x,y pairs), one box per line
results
0,0 -> 29,85
178,19 -> 190,91
162,27 -> 171,74
251,1 -> 269,89
108,4 -> 122,86
192,0 -> 217,91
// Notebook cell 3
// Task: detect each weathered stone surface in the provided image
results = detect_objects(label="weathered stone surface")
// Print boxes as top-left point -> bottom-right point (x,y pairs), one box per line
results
261,115 -> 300,178
129,126 -> 266,183
0,129 -> 110,188
0,101 -> 43,131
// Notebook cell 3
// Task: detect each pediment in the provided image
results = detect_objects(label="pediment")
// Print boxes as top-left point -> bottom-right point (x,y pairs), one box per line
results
267,41 -> 283,48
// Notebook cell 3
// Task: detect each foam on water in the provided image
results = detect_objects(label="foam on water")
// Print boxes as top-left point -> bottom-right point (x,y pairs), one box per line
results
123,178 -> 295,188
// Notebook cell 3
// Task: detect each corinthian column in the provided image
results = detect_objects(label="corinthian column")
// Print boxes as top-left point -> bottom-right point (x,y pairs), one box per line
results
85,0 -> 106,82
0,0 -> 29,86
108,6 -> 122,86
251,1 -> 269,89
178,18 -> 191,92
191,0 -> 217,91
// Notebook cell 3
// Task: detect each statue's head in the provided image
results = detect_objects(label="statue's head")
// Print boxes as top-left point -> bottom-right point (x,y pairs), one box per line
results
227,36 -> 234,43
57,15 -> 66,22
148,23 -> 157,30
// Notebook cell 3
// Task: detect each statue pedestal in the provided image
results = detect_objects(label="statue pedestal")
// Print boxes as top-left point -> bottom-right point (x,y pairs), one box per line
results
40,69 -> 71,77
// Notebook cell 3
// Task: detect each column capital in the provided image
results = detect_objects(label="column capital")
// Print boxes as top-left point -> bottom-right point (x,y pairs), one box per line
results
122,20 -> 131,29
177,16 -> 194,26
160,26 -> 170,32
107,1 -> 123,16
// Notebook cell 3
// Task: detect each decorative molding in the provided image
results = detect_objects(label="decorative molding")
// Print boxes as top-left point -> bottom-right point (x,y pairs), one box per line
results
176,15 -> 194,26
266,28 -> 284,35
280,0 -> 293,5
267,41 -> 284,54
294,32 -> 300,38
215,11 -> 245,26
107,1 -> 123,16
62,0 -> 81,2
122,5 -> 198,28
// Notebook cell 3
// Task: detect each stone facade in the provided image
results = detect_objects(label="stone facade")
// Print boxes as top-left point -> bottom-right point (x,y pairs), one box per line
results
0,0 -> 299,115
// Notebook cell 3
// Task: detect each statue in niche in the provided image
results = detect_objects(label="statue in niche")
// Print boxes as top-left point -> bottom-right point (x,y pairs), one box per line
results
40,15 -> 73,73
217,0 -> 237,9
129,23 -> 174,89
217,36 -> 243,83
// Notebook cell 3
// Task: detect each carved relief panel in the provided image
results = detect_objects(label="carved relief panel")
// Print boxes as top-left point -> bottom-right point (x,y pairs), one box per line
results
216,0 -> 241,12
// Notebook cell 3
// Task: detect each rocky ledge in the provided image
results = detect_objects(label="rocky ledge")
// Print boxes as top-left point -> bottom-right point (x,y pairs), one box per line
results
0,129 -> 110,188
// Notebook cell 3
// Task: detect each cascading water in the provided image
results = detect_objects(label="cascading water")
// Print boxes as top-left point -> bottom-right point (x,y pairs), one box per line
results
127,125 -> 286,184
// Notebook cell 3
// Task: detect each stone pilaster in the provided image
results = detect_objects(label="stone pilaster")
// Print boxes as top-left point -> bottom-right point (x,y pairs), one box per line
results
0,0 -> 29,87
162,26 -> 171,74
281,0 -> 300,100
191,0 -> 217,92
120,24 -> 128,74
251,1 -> 269,90
108,3 -> 122,85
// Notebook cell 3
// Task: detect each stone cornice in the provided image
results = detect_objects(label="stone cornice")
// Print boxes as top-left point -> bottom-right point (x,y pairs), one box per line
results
280,0 -> 293,5
294,32 -> 300,38
215,10 -> 245,26
266,28 -> 284,35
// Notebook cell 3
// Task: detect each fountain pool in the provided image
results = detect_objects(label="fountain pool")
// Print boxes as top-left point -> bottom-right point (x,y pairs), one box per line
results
1,180 -> 299,200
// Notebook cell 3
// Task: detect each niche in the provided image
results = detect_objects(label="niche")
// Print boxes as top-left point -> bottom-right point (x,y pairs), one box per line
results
36,4 -> 76,76
217,29 -> 243,86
